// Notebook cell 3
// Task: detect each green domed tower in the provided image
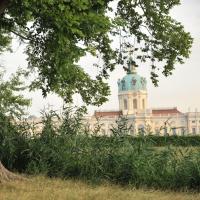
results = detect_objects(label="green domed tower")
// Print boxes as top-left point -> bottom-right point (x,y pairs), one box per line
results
118,56 -> 148,115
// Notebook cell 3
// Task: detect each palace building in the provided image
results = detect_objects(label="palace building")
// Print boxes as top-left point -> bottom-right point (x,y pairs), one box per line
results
86,55 -> 200,136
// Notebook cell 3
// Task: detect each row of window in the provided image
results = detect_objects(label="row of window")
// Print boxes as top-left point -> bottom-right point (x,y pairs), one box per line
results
191,127 -> 200,134
154,127 -> 185,136
155,127 -> 200,135
100,127 -> 200,136
123,99 -> 145,110
191,120 -> 200,123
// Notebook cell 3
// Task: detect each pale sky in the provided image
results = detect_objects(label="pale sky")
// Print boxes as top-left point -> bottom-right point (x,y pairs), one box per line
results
1,0 -> 200,116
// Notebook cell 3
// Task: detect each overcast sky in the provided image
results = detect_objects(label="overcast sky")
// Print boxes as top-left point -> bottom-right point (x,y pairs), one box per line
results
1,0 -> 200,116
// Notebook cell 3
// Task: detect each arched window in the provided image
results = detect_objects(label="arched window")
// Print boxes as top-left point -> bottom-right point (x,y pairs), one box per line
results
101,129 -> 106,135
155,128 -> 160,136
133,99 -> 137,109
142,99 -> 145,109
164,127 -> 168,136
124,99 -> 128,110
172,128 -> 176,136
181,128 -> 185,136
130,128 -> 135,136
138,124 -> 145,135
192,128 -> 196,135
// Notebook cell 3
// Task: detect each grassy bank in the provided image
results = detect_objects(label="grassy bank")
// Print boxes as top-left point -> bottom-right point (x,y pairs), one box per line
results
1,176 -> 200,200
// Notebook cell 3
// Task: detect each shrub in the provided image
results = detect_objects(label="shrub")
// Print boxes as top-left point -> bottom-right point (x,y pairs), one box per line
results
1,107 -> 200,190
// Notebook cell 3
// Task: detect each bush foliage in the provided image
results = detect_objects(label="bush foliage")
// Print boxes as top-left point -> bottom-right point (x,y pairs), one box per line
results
1,107 -> 200,191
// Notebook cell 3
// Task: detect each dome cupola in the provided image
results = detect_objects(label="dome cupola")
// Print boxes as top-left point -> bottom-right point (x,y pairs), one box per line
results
118,55 -> 148,115
118,56 -> 147,92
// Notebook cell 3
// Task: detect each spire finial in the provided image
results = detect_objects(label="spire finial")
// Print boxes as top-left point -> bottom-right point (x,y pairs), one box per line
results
127,47 -> 136,74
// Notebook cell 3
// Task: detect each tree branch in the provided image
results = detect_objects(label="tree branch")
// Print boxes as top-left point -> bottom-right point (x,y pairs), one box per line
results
10,30 -> 29,41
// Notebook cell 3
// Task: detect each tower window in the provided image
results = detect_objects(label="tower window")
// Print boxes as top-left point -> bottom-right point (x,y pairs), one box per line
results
124,99 -> 128,110
142,99 -> 145,109
133,99 -> 137,109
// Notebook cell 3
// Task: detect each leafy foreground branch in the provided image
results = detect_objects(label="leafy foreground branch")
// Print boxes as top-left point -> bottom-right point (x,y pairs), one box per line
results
1,107 -> 200,191
0,0 -> 193,105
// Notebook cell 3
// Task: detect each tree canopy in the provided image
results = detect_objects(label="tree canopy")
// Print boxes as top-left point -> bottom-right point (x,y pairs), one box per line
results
0,0 -> 193,106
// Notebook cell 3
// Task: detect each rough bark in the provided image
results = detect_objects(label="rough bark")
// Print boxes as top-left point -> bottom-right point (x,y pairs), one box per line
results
0,161 -> 24,183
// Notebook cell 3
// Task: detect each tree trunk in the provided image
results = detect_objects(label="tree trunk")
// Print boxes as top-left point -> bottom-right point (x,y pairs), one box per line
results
0,161 -> 24,183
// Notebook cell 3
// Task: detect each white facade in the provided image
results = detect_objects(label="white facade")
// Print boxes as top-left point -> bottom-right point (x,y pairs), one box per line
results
86,64 -> 200,136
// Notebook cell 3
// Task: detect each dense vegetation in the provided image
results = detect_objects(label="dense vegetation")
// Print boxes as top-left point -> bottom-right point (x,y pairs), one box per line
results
1,107 -> 200,191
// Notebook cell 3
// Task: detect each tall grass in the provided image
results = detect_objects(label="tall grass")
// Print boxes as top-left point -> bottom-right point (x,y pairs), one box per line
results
1,107 -> 200,190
